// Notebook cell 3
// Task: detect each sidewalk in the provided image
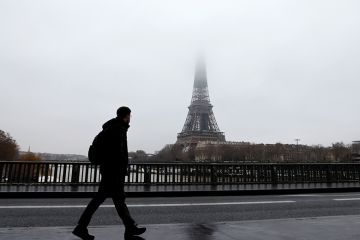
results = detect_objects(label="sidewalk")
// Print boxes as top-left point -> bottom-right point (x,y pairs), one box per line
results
1,215 -> 359,240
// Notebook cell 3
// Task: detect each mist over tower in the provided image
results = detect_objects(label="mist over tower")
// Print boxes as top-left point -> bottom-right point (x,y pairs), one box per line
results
177,58 -> 226,146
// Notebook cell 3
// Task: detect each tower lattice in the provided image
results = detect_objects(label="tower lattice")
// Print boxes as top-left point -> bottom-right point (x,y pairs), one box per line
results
177,59 -> 226,145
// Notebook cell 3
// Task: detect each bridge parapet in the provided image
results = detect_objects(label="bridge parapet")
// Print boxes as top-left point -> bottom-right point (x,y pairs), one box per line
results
1,161 -> 359,186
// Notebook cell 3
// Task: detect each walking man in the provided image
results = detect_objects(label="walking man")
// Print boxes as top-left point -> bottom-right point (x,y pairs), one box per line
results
73,106 -> 146,240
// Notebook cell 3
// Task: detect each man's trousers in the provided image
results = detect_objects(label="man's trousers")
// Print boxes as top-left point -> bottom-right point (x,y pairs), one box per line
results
77,174 -> 135,228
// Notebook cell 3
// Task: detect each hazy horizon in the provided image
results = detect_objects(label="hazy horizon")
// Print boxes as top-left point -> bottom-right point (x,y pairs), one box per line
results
1,0 -> 360,155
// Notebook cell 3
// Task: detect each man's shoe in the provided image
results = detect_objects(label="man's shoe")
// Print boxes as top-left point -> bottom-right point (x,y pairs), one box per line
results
72,225 -> 95,240
124,224 -> 146,237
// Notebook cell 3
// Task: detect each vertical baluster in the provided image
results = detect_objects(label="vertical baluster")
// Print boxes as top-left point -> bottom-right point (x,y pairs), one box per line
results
17,163 -> 22,183
67,164 -> 71,183
25,163 -> 31,183
150,164 -> 153,183
8,163 -> 14,184
53,164 -> 58,183
251,164 -> 255,183
3,163 -> 8,183
156,165 -> 159,183
173,164 -> 176,183
202,165 -> 206,184
34,163 -> 40,183
61,164 -> 65,183
17,163 -> 21,183
0,162 -> 4,183
44,163 -> 49,183
219,165 -> 223,184
195,164 -> 197,183
10,163 -> 16,183
180,165 -> 183,183
134,165 -> 138,183
94,165 -> 98,183
1,163 -> 6,183
15,163 -> 20,183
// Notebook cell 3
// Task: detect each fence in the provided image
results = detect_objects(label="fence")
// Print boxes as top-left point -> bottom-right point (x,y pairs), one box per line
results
1,161 -> 360,185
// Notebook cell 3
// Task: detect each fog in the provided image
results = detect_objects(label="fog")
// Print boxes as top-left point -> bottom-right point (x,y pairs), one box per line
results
1,0 -> 359,155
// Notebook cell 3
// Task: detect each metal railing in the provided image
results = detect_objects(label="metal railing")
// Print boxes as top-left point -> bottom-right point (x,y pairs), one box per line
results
0,161 -> 360,185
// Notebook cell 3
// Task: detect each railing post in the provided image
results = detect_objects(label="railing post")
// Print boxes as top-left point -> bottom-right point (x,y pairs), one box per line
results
71,164 -> 80,185
0,162 -> 4,183
326,165 -> 332,183
211,165 -> 217,185
144,165 -> 151,185
271,165 -> 278,184
44,163 -> 49,183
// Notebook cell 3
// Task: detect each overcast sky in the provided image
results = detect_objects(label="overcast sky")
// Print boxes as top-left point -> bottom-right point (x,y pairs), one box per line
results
1,0 -> 359,155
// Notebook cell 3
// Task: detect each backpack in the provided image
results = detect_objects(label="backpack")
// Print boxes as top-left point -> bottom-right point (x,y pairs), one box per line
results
88,130 -> 107,165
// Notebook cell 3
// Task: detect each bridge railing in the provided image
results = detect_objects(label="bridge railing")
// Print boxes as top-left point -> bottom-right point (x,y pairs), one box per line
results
0,161 -> 359,185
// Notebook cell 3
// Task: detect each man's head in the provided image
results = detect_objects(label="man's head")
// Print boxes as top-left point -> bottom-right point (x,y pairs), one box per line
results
117,106 -> 131,124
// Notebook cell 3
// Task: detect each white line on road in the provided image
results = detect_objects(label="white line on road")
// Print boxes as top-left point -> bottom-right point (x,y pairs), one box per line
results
333,198 -> 360,201
0,201 -> 296,209
129,201 -> 296,207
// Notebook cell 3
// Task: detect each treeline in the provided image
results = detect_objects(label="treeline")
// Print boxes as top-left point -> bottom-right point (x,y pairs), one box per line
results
0,129 -> 48,183
151,142 -> 353,163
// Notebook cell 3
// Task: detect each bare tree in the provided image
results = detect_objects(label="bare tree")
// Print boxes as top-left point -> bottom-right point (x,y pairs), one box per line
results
155,144 -> 186,162
332,142 -> 352,162
0,130 -> 19,161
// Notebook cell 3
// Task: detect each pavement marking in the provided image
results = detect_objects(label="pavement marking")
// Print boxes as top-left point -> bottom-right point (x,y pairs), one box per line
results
0,200 -> 296,209
333,198 -> 360,201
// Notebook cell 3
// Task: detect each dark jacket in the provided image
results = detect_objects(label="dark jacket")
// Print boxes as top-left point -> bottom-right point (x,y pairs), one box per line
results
99,117 -> 130,177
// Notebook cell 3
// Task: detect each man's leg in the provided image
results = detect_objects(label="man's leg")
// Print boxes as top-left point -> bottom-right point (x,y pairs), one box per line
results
73,180 -> 108,239
111,179 -> 146,237
111,183 -> 136,227
77,181 -> 108,227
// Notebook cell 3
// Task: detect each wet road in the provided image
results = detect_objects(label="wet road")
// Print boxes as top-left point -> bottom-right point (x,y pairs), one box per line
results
1,192 -> 360,228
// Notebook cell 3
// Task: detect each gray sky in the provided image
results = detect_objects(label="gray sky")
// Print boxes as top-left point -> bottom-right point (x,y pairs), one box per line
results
1,0 -> 360,155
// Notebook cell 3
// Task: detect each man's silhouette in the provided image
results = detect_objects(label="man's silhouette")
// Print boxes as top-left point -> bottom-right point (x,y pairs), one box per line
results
73,107 -> 146,240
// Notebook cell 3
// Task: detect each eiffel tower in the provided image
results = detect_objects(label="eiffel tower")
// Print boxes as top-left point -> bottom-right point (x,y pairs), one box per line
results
177,59 -> 226,146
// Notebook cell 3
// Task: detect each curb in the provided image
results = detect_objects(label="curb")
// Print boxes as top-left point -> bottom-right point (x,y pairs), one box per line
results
1,187 -> 360,198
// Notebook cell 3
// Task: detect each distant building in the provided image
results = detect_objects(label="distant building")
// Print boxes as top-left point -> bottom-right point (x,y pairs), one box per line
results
195,141 -> 251,162
194,141 -> 335,163
352,141 -> 360,161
